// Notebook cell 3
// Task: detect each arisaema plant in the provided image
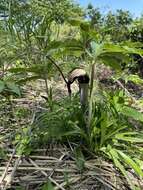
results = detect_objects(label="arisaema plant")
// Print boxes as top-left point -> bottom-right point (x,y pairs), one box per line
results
40,18 -> 143,189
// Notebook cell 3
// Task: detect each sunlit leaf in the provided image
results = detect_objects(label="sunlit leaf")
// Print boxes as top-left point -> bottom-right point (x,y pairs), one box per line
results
121,106 -> 143,122
109,148 -> 135,189
117,150 -> 143,177
115,132 -> 143,143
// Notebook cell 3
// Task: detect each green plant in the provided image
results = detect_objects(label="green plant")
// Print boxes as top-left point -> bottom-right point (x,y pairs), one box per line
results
33,95 -> 84,144
15,107 -> 31,119
28,17 -> 143,189
87,89 -> 143,189
34,89 -> 143,189
14,126 -> 33,155
41,180 -> 54,190
1,2 -> 143,189
0,79 -> 20,97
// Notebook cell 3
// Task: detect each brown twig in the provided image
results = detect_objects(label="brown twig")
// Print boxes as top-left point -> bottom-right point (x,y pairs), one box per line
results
0,167 -> 76,173
2,156 -> 21,190
29,158 -> 66,190
0,149 -> 16,186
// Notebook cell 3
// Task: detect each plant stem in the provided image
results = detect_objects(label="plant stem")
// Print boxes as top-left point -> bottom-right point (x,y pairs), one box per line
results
87,61 -> 98,134
46,56 -> 67,84
46,56 -> 71,96
90,62 -> 96,97
44,78 -> 53,111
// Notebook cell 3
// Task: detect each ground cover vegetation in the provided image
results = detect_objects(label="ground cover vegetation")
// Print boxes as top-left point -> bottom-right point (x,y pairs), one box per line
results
0,1 -> 143,190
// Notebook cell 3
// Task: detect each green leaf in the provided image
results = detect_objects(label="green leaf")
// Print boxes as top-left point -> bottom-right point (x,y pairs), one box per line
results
103,125 -> 128,144
9,67 -> 26,73
46,40 -> 66,51
42,181 -> 54,190
125,74 -> 143,85
68,18 -> 83,26
115,132 -> 143,143
0,80 -> 5,93
68,19 -> 90,32
74,147 -> 85,172
102,43 -> 126,53
90,41 -> 103,58
17,76 -> 41,84
117,150 -> 143,177
109,148 -> 135,189
6,81 -> 21,96
80,22 -> 90,32
121,106 -> 143,122
99,55 -> 122,70
60,48 -> 83,57
9,63 -> 53,78
133,158 -> 143,170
